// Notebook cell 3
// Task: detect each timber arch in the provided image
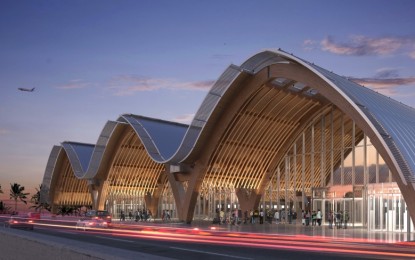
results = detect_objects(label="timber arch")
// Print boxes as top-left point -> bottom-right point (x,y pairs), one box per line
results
41,50 -> 415,230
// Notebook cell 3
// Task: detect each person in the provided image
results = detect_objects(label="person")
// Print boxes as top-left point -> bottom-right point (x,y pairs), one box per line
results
161,210 -> 166,221
225,210 -> 230,224
306,210 -> 310,226
328,211 -> 334,229
259,210 -> 264,224
316,209 -> 322,226
274,210 -> 280,224
250,209 -> 254,224
244,210 -> 248,224
336,211 -> 342,229
135,209 -> 140,222
281,210 -> 286,224
128,211 -> 133,220
147,209 -> 153,222
301,210 -> 306,225
312,211 -> 316,226
120,210 -> 125,221
220,209 -> 225,224
254,209 -> 259,223
166,210 -> 171,221
233,208 -> 239,225
267,210 -> 272,224
344,211 -> 349,229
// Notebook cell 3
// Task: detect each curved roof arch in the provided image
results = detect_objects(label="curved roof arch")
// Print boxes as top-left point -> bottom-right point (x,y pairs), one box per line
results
178,50 -> 415,188
43,49 -> 415,189
40,145 -> 91,206
118,114 -> 188,162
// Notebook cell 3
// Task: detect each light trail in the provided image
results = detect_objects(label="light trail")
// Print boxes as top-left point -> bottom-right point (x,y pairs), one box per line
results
28,220 -> 415,259
112,230 -> 415,259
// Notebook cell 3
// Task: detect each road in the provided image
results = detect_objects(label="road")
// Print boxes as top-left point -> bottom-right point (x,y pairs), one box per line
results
2,216 -> 415,259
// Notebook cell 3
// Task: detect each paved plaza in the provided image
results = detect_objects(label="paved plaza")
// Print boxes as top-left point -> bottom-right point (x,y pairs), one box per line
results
114,218 -> 415,244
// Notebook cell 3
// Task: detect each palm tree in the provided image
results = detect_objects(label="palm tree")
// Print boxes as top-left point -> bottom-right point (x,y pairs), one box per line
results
0,201 -> 11,213
9,183 -> 29,213
30,184 -> 50,212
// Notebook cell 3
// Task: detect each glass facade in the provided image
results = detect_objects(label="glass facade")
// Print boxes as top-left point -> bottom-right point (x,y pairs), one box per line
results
187,110 -> 414,234
104,109 -> 414,234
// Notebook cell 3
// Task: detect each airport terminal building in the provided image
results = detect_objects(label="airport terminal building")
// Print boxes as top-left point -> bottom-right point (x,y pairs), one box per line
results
41,50 -> 415,234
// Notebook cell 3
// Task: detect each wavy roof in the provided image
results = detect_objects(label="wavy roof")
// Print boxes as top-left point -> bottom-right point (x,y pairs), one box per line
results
45,49 -> 415,187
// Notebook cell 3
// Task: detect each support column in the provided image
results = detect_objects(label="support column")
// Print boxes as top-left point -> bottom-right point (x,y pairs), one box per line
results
143,174 -> 166,217
167,163 -> 207,224
235,188 -> 262,214
88,179 -> 110,211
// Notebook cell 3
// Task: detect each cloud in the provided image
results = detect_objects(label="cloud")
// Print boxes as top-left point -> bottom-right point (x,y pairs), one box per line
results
172,114 -> 194,124
349,76 -> 415,96
110,75 -> 214,96
0,128 -> 10,135
57,79 -> 91,89
321,35 -> 415,58
303,39 -> 317,51
374,68 -> 400,79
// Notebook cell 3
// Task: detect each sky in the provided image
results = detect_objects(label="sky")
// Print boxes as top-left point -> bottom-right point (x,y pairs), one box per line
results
1,0 -> 415,201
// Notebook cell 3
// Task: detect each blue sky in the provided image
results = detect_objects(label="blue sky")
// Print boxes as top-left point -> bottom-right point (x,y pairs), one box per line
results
1,0 -> 415,198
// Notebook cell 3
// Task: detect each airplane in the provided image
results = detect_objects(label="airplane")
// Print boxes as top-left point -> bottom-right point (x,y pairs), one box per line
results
18,87 -> 35,92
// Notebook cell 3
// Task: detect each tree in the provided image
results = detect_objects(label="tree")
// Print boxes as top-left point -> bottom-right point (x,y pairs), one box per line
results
57,205 -> 76,216
0,201 -> 11,214
30,184 -> 51,212
0,184 -> 3,194
9,183 -> 29,213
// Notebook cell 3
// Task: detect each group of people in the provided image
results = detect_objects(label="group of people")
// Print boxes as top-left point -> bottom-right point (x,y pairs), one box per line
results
215,208 -> 241,225
161,210 -> 172,222
272,209 -> 297,224
299,209 -> 323,226
120,209 -> 153,222
327,210 -> 349,229
271,208 -> 350,229
214,208 -> 299,225
212,207 -> 352,228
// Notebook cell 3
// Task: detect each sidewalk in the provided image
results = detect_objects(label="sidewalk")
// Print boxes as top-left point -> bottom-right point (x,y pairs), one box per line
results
113,217 -> 415,243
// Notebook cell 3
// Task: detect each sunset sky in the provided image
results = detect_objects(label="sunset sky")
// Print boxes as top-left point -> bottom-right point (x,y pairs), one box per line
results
1,0 -> 415,202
